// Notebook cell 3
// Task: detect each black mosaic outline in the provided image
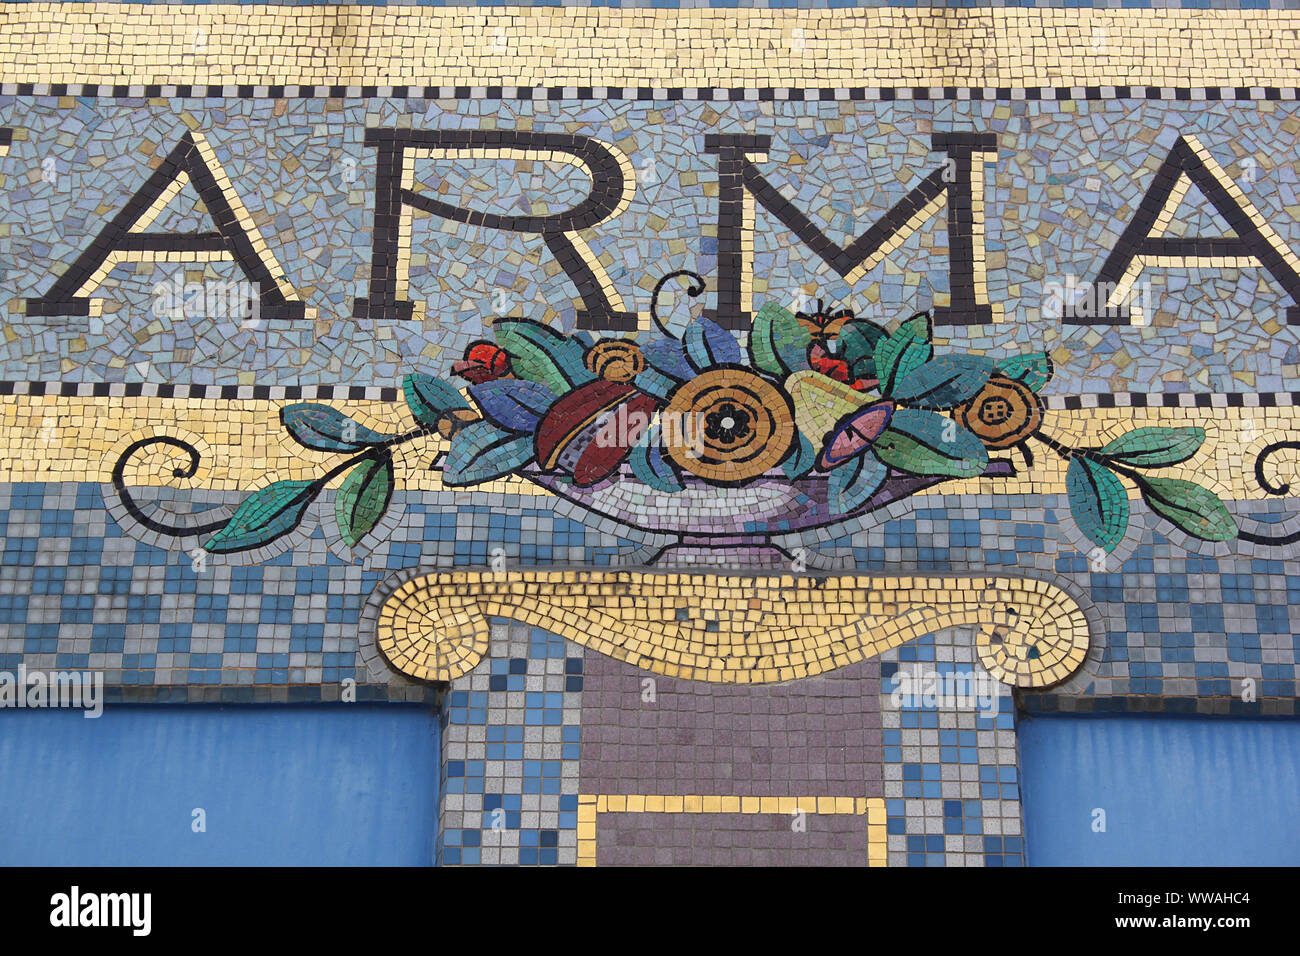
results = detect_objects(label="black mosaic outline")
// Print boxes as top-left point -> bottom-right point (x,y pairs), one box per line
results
109,412 -> 431,553
0,381 -> 403,402
4,84 -> 1300,101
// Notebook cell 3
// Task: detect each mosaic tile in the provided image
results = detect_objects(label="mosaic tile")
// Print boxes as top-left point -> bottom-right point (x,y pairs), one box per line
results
370,567 -> 1093,687
576,629 -> 888,865
3,8 -> 1300,88
7,0 -> 1300,8
879,630 -> 1023,866
1,0 -> 1299,868
437,620 -> 582,867
8,98 -> 1300,398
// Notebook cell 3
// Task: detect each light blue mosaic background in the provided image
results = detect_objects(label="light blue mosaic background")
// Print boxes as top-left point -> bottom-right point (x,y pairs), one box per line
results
437,621 -> 582,866
4,98 -> 1300,393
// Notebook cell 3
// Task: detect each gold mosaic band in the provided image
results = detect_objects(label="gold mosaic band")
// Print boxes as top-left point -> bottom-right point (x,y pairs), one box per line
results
575,794 -> 888,867
373,569 -> 1092,687
1,5 -> 1298,87
10,393 -> 1295,502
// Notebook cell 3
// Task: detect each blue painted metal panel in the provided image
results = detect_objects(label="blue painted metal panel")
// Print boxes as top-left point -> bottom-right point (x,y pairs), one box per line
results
1019,715 -> 1300,865
0,705 -> 439,865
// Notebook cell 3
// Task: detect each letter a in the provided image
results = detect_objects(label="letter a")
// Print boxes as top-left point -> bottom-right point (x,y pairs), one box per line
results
27,131 -> 312,321
1066,134 -> 1300,325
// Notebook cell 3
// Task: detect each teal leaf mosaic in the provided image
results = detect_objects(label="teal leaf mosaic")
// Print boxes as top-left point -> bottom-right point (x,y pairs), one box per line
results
781,432 -> 817,481
828,451 -> 889,515
995,353 -> 1053,393
281,404 -> 394,453
205,480 -> 317,553
1066,456 -> 1131,553
874,313 -> 933,395
443,422 -> 534,486
495,320 -> 596,395
1100,426 -> 1207,468
890,354 -> 995,410
835,320 -> 887,383
875,408 -> 988,478
628,426 -> 684,493
749,301 -> 812,377
1137,475 -> 1239,543
337,455 -> 395,548
403,374 -> 470,429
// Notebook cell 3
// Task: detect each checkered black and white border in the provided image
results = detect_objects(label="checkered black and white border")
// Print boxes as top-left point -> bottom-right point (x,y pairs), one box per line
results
4,83 -> 1300,102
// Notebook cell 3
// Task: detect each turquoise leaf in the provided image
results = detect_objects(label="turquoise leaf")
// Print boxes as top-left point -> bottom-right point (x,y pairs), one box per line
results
835,320 -> 887,381
874,312 -> 933,395
750,302 -> 812,376
890,354 -> 994,410
281,403 -> 394,452
1066,457 -> 1130,552
443,421 -> 535,486
1136,475 -> 1238,542
634,368 -> 679,401
827,451 -> 889,515
336,455 -> 395,548
781,432 -> 817,481
206,479 -> 317,553
404,374 -> 470,430
1100,427 -> 1206,468
629,425 -> 684,493
872,408 -> 987,478
996,352 -> 1053,392
494,319 -> 594,394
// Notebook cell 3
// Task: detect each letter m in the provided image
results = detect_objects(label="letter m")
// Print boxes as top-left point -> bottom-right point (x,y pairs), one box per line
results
704,132 -> 999,329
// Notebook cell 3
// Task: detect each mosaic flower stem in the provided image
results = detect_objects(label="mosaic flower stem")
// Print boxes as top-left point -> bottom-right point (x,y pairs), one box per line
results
201,423 -> 437,553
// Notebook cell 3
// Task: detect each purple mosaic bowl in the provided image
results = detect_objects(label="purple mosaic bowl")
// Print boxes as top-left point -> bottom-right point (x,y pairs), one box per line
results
521,460 -> 1015,542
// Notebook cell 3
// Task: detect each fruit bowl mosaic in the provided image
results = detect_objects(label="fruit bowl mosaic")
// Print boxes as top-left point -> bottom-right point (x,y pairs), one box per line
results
110,269 -> 1246,561
409,271 -> 1236,555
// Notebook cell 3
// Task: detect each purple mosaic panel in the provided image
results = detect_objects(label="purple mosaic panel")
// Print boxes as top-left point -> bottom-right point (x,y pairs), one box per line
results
595,811 -> 872,867
579,649 -> 884,799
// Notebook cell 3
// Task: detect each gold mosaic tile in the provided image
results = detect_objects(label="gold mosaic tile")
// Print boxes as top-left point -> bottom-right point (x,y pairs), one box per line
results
0,7 -> 1299,88
0,394 -> 530,496
575,793 -> 887,867
372,568 -> 1093,688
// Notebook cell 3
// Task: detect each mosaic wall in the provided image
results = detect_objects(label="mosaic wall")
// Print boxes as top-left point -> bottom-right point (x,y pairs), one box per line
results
1,0 -> 1299,865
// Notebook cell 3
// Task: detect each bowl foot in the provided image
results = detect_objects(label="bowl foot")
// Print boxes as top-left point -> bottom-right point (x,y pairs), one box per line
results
650,542 -> 791,569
